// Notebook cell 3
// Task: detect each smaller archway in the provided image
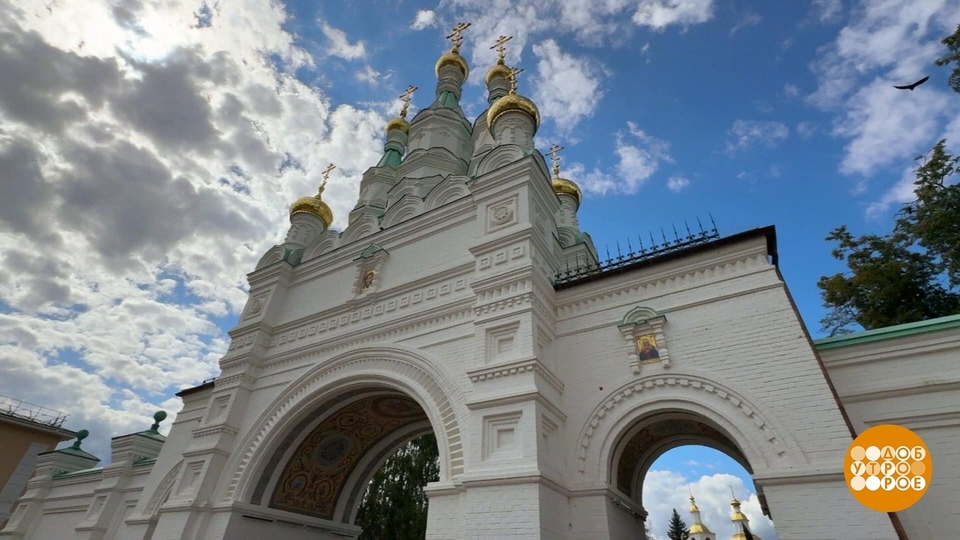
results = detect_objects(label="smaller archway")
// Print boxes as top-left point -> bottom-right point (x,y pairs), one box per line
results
610,412 -> 777,540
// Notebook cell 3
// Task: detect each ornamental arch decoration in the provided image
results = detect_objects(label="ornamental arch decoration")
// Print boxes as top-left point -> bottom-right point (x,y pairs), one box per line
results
575,371 -> 807,486
222,345 -> 466,506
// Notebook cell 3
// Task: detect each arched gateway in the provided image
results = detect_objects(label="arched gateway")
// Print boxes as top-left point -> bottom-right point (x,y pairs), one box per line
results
5,25 -> 929,540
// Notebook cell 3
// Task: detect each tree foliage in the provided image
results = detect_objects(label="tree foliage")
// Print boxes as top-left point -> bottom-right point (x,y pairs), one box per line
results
818,30 -> 960,336
935,23 -> 960,93
355,433 -> 440,540
666,508 -> 691,540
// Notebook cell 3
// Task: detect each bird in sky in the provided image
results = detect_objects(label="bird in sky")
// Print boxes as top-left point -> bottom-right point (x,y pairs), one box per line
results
894,76 -> 930,90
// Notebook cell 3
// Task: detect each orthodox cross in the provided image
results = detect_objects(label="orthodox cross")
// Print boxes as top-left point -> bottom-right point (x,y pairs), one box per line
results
490,35 -> 513,63
446,22 -> 471,52
548,144 -> 564,177
399,85 -> 417,118
319,163 -> 335,194
507,67 -> 524,94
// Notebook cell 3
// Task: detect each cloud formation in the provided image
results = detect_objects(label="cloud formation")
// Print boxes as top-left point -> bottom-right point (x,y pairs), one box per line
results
0,0 -> 385,458
726,119 -> 790,154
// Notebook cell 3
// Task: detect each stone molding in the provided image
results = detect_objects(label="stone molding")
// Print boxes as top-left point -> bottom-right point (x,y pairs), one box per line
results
555,251 -> 771,318
575,372 -> 806,475
466,357 -> 564,393
223,346 -> 466,503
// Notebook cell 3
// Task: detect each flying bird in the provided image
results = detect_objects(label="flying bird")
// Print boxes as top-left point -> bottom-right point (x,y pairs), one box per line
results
894,76 -> 930,90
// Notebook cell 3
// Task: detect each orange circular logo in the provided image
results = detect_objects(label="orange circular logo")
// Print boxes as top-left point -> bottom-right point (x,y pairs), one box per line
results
844,424 -> 932,512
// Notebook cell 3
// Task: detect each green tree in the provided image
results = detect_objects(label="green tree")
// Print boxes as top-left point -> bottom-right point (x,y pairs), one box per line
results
355,433 -> 440,540
935,23 -> 960,93
666,508 -> 691,540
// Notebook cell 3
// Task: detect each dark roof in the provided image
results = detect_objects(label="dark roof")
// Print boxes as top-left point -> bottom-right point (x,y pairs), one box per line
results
175,379 -> 216,398
555,226 -> 778,291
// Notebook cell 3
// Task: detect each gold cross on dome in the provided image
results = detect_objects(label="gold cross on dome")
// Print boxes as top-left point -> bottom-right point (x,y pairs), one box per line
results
507,67 -> 524,94
548,144 -> 564,177
318,163 -> 335,194
490,35 -> 513,63
399,85 -> 417,117
446,22 -> 471,52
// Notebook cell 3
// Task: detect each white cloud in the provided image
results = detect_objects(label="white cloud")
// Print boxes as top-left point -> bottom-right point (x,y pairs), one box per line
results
567,122 -> 673,196
633,0 -> 714,30
783,83 -> 801,98
833,79 -> 950,179
726,120 -> 790,154
411,9 -> 436,30
667,176 -> 690,192
730,11 -> 761,36
531,39 -> 603,134
320,22 -> 366,60
0,0 -> 385,458
797,121 -> 817,138
642,470 -> 778,540
812,0 -> 843,23
441,0 -> 715,77
356,65 -> 382,86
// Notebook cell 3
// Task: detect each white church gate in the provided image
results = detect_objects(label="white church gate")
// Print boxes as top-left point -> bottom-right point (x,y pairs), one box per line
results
0,28 -> 915,540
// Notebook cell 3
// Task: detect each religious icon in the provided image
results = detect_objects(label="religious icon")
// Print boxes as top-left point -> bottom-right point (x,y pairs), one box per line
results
636,334 -> 660,363
361,270 -> 376,291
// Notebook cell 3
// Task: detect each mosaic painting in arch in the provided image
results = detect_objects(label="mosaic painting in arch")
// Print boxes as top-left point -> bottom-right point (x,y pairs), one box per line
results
269,394 -> 427,520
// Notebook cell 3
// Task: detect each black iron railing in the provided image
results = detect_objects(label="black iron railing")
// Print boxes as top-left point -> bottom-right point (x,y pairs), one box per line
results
553,217 -> 720,286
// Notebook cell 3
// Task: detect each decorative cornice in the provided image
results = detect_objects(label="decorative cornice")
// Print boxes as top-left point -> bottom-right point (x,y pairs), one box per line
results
814,313 -> 960,350
261,301 -> 475,371
555,248 -> 771,319
191,423 -> 240,438
467,357 -> 564,393
263,271 -> 472,354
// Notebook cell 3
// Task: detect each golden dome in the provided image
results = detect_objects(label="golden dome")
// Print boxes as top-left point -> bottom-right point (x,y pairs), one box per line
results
290,194 -> 333,227
689,523 -> 705,534
487,92 -> 540,129
486,62 -> 513,85
552,177 -> 581,205
385,116 -> 410,134
436,51 -> 469,79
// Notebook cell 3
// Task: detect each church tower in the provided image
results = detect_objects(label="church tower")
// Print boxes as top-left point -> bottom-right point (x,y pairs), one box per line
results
729,491 -> 761,540
687,493 -> 716,540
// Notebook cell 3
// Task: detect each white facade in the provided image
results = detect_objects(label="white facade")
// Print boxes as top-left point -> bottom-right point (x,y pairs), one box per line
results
3,43 -> 958,540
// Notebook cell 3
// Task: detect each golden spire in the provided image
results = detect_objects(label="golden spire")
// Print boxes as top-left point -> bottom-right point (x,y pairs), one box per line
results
386,86 -> 417,134
548,144 -> 564,178
486,35 -> 514,85
290,162 -> 335,226
446,21 -> 471,53
491,35 -> 512,63
399,85 -> 417,118
436,22 -> 471,78
507,67 -> 524,94
547,143 -> 581,207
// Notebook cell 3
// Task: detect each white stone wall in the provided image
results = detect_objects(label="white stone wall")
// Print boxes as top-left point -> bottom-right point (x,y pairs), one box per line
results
820,321 -> 960,539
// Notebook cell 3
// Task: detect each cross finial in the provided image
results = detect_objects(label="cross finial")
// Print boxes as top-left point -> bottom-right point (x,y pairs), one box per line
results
399,85 -> 417,118
446,22 -> 471,52
507,67 -> 524,94
548,144 -> 564,177
319,163 -> 335,194
490,35 -> 513,64
729,486 -> 738,501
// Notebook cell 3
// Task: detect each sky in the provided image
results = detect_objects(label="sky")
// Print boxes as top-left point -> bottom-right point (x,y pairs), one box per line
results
0,0 -> 958,538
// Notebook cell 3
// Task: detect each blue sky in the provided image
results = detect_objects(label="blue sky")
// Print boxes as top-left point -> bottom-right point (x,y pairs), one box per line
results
1,0 -> 959,539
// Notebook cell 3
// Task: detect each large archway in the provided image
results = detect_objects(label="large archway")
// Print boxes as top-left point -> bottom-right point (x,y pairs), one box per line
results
251,388 -> 435,524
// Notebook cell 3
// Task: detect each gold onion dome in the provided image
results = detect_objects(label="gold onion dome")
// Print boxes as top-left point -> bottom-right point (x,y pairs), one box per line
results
552,176 -> 581,204
436,50 -> 469,79
290,167 -> 334,227
487,92 -> 540,129
385,116 -> 410,135
290,192 -> 333,227
486,61 -> 512,85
